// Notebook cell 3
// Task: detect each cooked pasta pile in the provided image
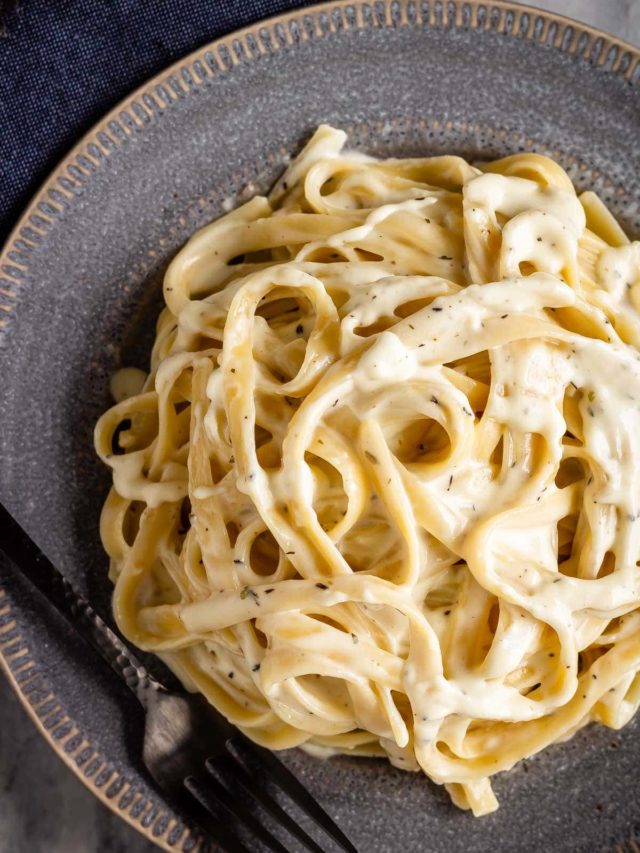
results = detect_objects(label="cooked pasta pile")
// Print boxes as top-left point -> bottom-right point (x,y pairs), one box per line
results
96,126 -> 640,815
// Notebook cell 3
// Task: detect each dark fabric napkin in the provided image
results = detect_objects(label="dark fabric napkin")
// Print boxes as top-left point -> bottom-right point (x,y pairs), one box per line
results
0,0 -> 313,244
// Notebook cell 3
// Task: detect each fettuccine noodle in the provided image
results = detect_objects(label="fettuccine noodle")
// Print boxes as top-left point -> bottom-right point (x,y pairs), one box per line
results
95,126 -> 640,815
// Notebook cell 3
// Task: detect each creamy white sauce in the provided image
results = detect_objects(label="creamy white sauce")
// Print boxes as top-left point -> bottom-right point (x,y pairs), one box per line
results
110,367 -> 146,402
97,125 -> 640,818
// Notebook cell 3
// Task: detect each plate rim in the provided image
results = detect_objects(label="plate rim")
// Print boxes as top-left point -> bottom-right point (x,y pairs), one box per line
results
1,1 -> 639,850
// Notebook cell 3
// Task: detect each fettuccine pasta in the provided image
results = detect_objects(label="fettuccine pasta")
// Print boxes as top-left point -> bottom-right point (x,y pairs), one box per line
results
95,126 -> 640,815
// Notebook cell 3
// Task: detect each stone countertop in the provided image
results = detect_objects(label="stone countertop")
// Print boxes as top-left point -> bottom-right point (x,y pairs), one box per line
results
2,1 -> 640,852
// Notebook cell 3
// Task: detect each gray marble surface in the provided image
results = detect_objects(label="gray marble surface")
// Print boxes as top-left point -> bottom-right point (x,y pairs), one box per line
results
2,2 -> 640,852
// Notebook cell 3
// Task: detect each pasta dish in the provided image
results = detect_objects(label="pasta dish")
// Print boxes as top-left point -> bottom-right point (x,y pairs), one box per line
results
95,125 -> 640,815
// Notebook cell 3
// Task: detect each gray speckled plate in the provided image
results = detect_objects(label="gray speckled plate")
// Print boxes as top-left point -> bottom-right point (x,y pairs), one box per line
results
1,2 -> 640,851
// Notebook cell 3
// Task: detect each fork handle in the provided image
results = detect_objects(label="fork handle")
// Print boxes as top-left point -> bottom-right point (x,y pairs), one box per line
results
0,501 -> 162,707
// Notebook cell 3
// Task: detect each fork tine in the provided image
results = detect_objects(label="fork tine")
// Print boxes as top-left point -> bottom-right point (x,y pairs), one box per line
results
207,753 -> 326,853
185,774 -> 291,853
230,735 -> 358,853
171,786 -> 253,853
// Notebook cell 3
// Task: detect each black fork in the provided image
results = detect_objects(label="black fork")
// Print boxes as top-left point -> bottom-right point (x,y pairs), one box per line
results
0,502 -> 358,853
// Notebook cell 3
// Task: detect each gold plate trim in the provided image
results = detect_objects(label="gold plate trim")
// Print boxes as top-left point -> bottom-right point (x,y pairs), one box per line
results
1,2 -> 639,849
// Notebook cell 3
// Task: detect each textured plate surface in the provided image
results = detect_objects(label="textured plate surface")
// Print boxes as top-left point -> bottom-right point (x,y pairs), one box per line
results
1,2 -> 640,851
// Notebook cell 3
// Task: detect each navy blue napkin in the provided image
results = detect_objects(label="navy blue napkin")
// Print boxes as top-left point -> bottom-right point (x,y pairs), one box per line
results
0,0 -> 312,244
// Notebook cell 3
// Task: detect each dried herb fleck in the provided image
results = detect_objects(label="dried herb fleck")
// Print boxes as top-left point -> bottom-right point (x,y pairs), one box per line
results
240,586 -> 260,605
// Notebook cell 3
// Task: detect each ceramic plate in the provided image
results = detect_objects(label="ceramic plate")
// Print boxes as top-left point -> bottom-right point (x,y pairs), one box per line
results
1,2 -> 639,851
